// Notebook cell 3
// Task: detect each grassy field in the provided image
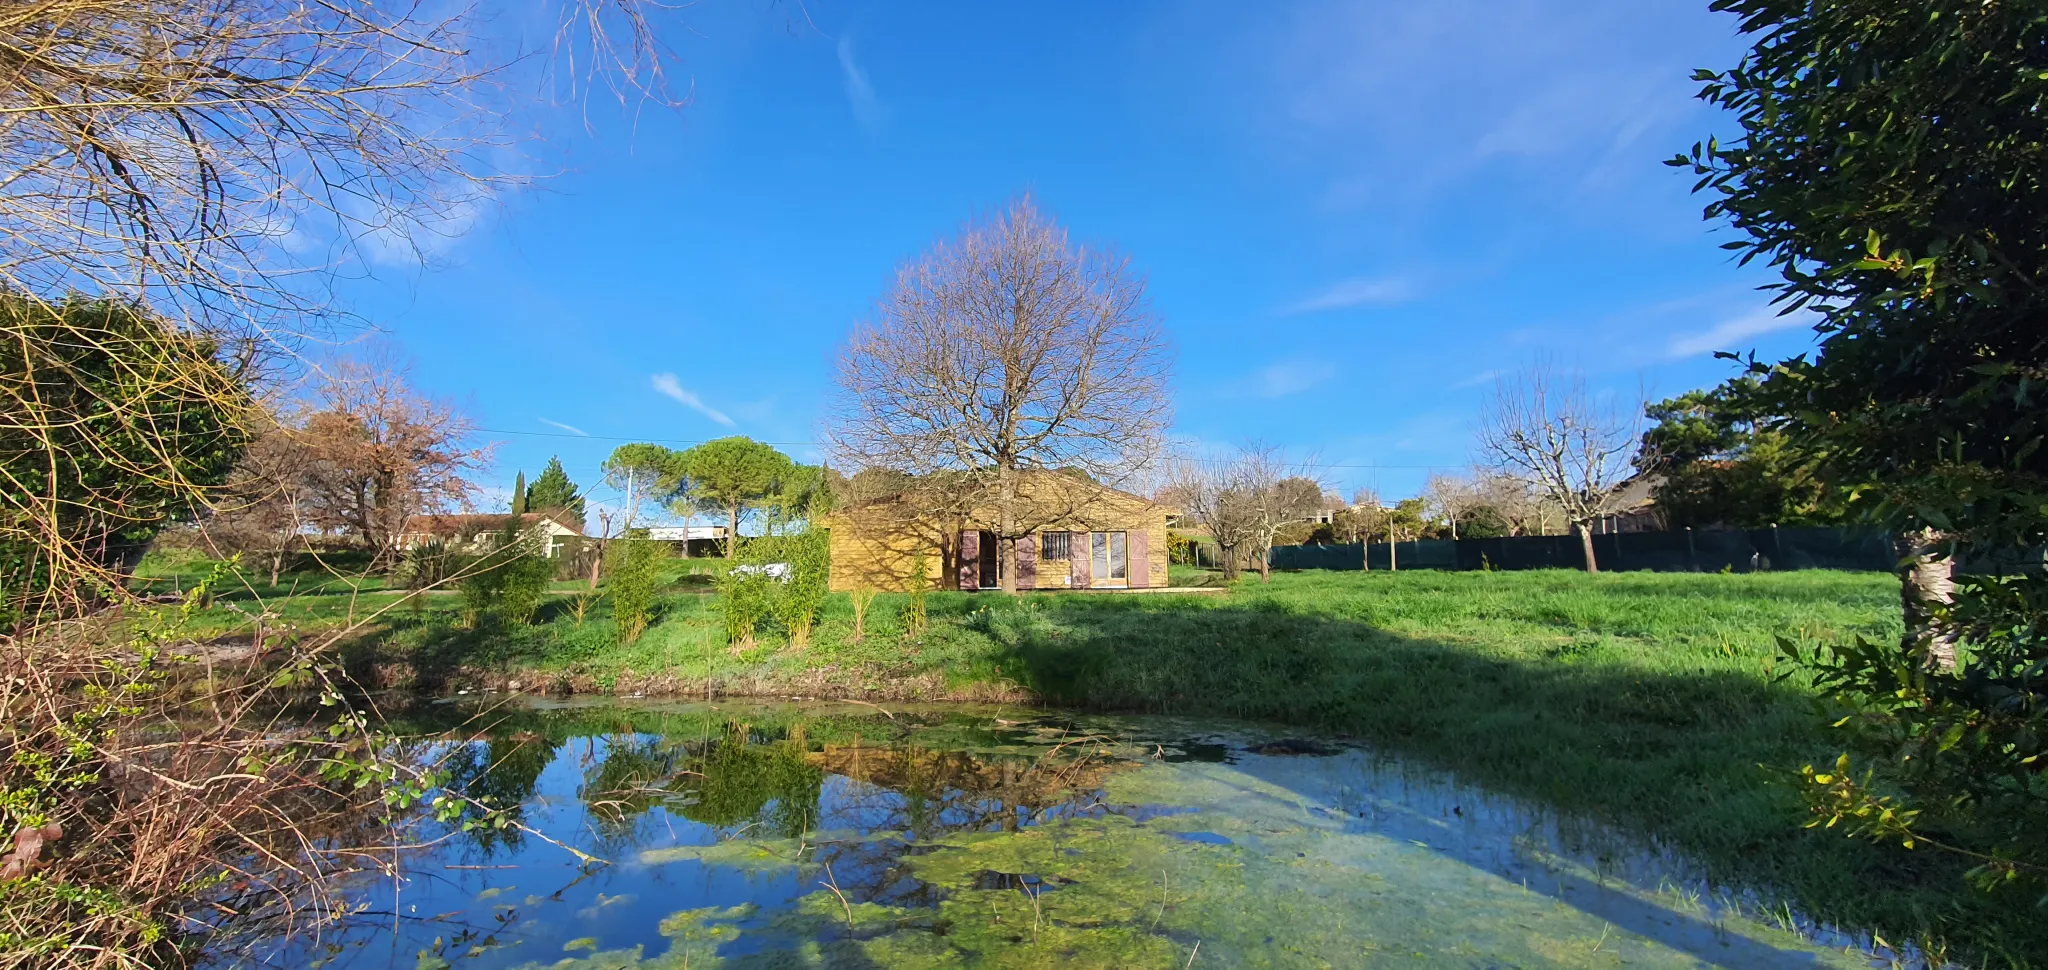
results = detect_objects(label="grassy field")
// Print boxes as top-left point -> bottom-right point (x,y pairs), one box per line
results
139,554 -> 2041,962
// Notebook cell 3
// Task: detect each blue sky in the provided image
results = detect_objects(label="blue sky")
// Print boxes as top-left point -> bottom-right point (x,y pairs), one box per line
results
344,0 -> 1810,511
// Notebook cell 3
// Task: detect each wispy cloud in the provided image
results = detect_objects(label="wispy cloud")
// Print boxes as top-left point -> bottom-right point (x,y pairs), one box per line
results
538,418 -> 588,437
1452,368 -> 1503,389
837,35 -> 885,130
1246,358 -> 1337,399
1667,307 -> 1811,359
1286,276 -> 1415,314
651,373 -> 736,427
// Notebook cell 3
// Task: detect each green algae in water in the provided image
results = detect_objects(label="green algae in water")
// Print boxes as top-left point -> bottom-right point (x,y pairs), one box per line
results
257,701 -> 1898,970
523,805 -> 1876,969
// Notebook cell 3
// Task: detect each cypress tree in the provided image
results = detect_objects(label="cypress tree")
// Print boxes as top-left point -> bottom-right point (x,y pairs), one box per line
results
510,470 -> 527,515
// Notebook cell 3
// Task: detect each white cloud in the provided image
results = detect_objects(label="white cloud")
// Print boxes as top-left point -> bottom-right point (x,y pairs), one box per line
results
538,418 -> 589,436
837,35 -> 885,130
651,373 -> 736,427
1451,368 -> 1503,389
1667,307 -> 1811,359
1285,276 -> 1415,313
1248,358 -> 1337,399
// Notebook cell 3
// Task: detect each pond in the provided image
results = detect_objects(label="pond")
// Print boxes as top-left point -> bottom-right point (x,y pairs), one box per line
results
224,697 -> 1899,969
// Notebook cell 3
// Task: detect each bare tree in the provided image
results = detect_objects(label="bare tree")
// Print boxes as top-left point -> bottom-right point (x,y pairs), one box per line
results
297,355 -> 491,568
830,198 -> 1172,593
1162,458 -> 1260,582
0,0 -> 682,324
204,406 -> 317,586
1164,446 -> 1322,583
1422,472 -> 1482,541
1477,364 -> 1641,572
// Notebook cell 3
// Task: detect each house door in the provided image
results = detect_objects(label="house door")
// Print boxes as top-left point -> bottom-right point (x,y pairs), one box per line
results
1089,532 -> 1128,587
976,530 -> 1000,589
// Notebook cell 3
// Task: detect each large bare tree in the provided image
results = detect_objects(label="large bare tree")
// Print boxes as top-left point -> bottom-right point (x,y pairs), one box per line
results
1477,364 -> 1642,572
830,198 -> 1172,593
297,355 -> 491,567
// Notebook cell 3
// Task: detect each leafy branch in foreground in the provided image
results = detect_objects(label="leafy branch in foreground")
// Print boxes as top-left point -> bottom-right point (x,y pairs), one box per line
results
1686,0 -> 2048,910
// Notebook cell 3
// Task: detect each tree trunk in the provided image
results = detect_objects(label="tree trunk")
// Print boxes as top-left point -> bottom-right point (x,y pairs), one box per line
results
726,502 -> 740,558
1575,521 -> 1599,573
269,551 -> 283,587
997,465 -> 1019,594
589,540 -> 603,590
1258,538 -> 1271,583
1896,527 -> 1959,671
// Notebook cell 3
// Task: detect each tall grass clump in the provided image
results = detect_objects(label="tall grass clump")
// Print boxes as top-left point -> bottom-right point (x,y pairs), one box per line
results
769,532 -> 830,650
607,533 -> 667,646
717,540 -> 775,651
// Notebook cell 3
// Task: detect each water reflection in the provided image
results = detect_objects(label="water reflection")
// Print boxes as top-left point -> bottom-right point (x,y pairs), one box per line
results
224,698 -> 1899,970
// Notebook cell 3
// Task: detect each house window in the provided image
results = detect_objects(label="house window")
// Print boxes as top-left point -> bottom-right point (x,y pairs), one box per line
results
1040,530 -> 1072,561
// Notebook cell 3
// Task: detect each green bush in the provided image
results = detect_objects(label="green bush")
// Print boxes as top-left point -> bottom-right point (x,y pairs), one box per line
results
457,523 -> 553,626
717,538 -> 776,649
770,531 -> 831,649
607,532 -> 667,646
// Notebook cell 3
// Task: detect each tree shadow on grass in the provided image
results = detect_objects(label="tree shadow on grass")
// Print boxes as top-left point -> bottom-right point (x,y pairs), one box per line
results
992,596 -> 2036,965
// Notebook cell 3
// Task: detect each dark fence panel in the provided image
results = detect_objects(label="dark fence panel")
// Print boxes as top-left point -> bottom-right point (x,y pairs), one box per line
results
1271,527 -> 1896,574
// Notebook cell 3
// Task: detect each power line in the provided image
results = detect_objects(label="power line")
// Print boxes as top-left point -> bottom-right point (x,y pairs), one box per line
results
470,426 -> 1461,471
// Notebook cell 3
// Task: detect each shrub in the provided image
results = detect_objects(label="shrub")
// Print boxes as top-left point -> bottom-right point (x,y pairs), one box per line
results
771,531 -> 830,649
718,538 -> 776,650
607,532 -> 666,646
456,524 -> 553,626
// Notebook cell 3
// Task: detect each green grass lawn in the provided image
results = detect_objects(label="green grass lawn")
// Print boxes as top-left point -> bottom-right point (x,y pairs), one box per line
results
144,556 -> 2038,961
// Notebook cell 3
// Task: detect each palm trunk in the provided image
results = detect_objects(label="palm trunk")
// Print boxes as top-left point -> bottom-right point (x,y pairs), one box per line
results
1897,527 -> 1958,671
1575,521 -> 1599,573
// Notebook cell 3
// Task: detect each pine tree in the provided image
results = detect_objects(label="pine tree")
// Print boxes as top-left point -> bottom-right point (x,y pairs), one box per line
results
524,455 -> 585,522
510,470 -> 527,515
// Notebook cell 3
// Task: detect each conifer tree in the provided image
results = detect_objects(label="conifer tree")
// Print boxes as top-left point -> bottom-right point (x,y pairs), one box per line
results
524,456 -> 585,521
510,470 -> 527,515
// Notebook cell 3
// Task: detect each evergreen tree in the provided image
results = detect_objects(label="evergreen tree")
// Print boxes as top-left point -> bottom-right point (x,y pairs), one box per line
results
1682,0 -> 2048,904
510,470 -> 527,515
524,455 -> 585,521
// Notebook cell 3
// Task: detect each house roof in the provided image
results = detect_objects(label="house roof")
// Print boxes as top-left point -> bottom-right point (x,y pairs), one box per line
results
827,467 -> 1169,520
400,512 -> 582,536
1608,474 -> 1664,510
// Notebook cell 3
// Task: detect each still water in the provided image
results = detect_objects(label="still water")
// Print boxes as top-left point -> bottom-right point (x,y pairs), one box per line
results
230,697 -> 1896,969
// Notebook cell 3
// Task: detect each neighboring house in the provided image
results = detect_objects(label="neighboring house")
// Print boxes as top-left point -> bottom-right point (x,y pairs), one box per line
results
825,471 -> 1171,592
644,525 -> 730,542
644,524 -> 728,558
1591,475 -> 1666,534
397,512 -> 585,557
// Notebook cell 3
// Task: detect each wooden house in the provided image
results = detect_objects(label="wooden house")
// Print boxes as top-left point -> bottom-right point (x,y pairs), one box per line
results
824,471 -> 1170,592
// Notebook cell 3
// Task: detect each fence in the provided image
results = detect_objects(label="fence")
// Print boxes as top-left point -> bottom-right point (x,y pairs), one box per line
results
1269,526 -> 1897,574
